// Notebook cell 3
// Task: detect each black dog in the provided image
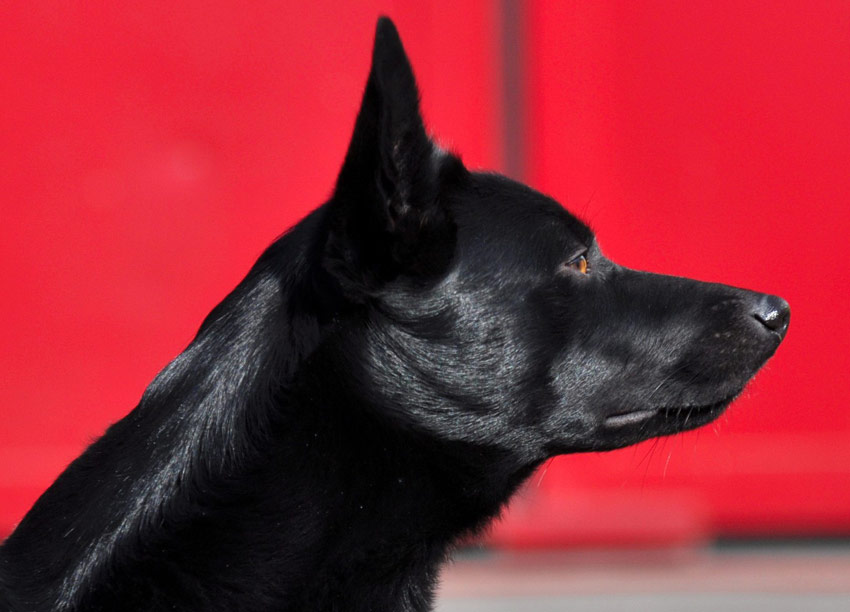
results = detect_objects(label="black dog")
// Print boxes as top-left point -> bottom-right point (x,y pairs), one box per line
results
0,17 -> 788,612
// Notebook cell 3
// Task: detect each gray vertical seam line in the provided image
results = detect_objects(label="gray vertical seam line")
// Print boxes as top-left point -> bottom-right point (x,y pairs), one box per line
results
500,0 -> 526,181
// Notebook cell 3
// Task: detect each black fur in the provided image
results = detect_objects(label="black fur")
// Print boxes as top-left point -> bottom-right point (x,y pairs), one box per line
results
0,17 -> 789,612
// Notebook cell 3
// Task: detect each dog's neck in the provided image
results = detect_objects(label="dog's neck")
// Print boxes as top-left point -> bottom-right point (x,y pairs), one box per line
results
255,376 -> 533,611
0,204 -> 535,611
0,262 -> 533,612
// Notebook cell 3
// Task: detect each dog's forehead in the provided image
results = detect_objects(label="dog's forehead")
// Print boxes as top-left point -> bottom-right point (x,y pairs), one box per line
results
449,173 -> 593,267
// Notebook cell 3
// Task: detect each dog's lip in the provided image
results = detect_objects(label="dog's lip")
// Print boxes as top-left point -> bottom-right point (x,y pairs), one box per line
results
604,393 -> 740,429
604,409 -> 658,428
661,392 -> 740,417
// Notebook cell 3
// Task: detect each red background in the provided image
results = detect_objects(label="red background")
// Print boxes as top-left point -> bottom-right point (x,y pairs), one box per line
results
1,1 -> 848,545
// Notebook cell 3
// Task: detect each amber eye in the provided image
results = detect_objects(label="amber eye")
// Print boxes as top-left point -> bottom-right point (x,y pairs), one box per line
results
563,254 -> 588,274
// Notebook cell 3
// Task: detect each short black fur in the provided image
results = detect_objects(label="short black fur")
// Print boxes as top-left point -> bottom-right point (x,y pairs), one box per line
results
0,17 -> 789,612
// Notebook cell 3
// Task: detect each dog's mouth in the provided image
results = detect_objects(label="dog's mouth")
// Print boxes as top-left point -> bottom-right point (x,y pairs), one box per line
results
604,394 -> 738,431
604,409 -> 658,428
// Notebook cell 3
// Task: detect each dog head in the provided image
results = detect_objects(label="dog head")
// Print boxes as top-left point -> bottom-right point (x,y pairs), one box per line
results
320,18 -> 788,465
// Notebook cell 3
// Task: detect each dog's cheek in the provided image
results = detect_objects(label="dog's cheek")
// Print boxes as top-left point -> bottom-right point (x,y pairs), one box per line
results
531,350 -> 612,448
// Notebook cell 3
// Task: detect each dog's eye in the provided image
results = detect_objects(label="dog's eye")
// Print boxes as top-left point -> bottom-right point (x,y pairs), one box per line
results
562,254 -> 588,275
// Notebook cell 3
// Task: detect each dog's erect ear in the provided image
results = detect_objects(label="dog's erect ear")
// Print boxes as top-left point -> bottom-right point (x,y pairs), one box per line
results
325,17 -> 460,296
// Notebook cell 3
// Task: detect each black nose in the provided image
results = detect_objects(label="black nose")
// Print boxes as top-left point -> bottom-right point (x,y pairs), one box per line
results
752,294 -> 790,336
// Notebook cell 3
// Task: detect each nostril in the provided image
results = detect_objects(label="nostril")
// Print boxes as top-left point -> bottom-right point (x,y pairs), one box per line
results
752,294 -> 790,335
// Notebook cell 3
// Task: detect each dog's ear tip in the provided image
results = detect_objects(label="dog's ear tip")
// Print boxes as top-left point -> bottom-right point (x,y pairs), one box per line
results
371,17 -> 411,76
376,16 -> 398,35
374,16 -> 402,50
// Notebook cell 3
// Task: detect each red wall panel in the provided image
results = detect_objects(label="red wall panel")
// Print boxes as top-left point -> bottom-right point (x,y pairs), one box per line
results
491,0 -> 850,545
0,1 -> 503,536
3,0 -> 848,544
